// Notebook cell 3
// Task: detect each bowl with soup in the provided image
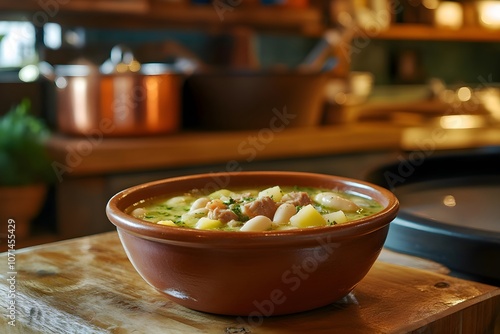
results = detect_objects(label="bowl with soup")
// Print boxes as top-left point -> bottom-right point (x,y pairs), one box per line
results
106,171 -> 399,316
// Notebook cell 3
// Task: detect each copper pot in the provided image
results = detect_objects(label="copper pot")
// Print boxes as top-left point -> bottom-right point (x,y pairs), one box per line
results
53,46 -> 186,137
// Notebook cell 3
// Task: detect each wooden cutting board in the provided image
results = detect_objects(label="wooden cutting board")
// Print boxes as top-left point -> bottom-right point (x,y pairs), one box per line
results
0,232 -> 498,333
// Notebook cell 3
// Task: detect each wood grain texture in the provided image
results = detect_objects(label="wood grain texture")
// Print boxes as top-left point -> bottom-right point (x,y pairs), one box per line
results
1,232 -> 499,333
46,125 -> 403,176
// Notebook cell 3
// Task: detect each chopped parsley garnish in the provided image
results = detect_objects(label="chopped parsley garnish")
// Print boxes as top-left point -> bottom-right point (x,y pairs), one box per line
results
229,204 -> 249,222
223,197 -> 236,205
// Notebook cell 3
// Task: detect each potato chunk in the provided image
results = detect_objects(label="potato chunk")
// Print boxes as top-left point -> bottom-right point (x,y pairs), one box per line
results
289,204 -> 326,228
258,186 -> 283,202
195,217 -> 222,230
157,220 -> 177,227
208,189 -> 233,199
322,210 -> 347,225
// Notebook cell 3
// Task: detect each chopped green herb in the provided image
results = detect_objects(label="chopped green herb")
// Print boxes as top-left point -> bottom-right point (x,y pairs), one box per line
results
229,204 -> 249,221
223,197 -> 236,205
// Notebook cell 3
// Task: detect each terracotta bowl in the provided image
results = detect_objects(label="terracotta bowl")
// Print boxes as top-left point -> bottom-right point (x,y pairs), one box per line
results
106,171 -> 399,316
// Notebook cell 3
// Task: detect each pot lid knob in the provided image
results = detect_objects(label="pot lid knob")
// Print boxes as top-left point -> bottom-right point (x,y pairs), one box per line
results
100,44 -> 141,74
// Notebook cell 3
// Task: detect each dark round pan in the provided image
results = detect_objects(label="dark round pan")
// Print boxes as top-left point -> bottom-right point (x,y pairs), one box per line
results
365,147 -> 500,286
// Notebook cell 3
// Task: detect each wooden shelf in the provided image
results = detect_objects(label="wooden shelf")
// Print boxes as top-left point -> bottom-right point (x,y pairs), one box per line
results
147,4 -> 323,33
364,24 -> 500,42
0,0 -> 148,13
0,0 -> 324,34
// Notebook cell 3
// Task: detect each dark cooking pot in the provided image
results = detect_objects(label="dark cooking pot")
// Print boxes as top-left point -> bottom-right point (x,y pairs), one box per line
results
182,69 -> 330,131
181,31 -> 337,131
48,46 -> 188,137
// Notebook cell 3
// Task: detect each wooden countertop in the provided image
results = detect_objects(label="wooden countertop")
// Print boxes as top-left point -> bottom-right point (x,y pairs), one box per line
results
1,232 -> 499,333
46,122 -> 500,178
46,124 -> 403,176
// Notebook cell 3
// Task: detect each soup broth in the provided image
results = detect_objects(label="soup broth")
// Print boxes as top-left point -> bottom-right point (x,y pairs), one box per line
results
127,185 -> 383,232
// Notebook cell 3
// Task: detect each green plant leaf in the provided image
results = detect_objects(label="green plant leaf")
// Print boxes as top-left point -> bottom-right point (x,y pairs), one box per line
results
0,99 -> 54,186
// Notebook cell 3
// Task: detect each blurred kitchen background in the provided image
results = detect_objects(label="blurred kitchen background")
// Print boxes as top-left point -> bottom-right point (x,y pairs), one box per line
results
1,0 -> 500,281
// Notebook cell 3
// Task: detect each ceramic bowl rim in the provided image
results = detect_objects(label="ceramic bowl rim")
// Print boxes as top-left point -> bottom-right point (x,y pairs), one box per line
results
106,171 -> 399,245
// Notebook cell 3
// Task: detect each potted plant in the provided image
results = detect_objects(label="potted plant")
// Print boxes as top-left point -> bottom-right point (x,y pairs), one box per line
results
0,99 -> 54,238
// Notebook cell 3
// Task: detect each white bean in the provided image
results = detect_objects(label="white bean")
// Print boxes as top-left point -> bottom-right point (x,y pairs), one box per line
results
240,215 -> 272,232
166,196 -> 192,206
314,192 -> 360,212
352,197 -> 371,208
131,207 -> 146,218
190,197 -> 210,212
273,203 -> 296,225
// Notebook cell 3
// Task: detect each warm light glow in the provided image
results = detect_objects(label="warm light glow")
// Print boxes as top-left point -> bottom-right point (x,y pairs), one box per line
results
478,1 -> 500,28
439,115 -> 485,129
114,60 -> 141,73
443,195 -> 456,207
115,63 -> 129,73
435,2 -> 463,29
457,87 -> 472,102
129,60 -> 141,72
423,0 -> 439,10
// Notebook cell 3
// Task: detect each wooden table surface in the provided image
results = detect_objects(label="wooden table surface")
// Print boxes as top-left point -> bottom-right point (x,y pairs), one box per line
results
1,232 -> 499,334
